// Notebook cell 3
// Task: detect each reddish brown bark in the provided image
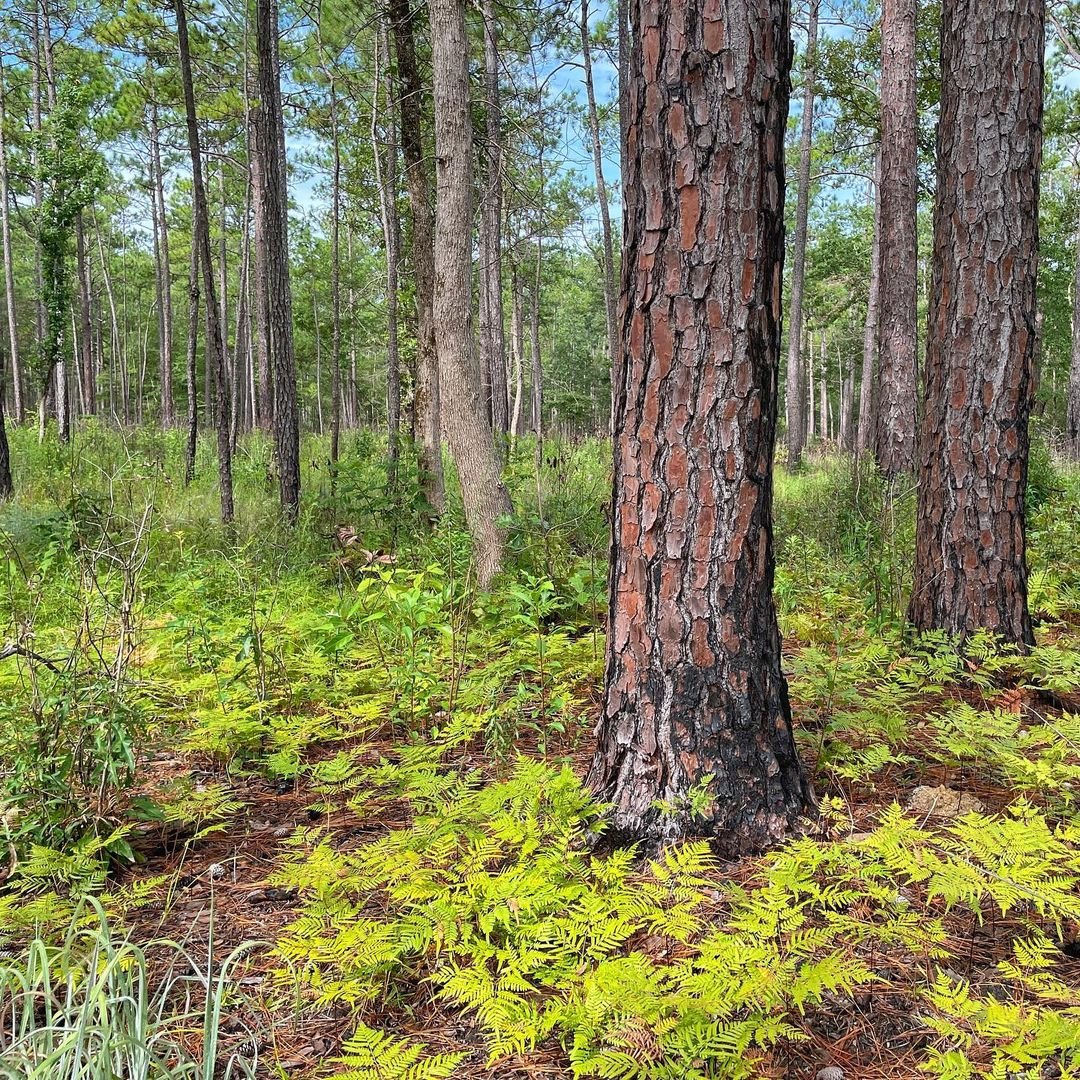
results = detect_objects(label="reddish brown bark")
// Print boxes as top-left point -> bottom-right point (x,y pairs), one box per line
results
874,0 -> 918,476
908,0 -> 1042,647
590,0 -> 813,854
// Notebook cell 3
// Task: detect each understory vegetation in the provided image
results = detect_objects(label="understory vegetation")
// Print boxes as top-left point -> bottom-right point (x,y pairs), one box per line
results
3,427 -> 1080,1078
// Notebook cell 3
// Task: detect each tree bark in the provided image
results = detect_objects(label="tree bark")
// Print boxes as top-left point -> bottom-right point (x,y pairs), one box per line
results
856,152 -> 881,457
256,0 -> 300,522
875,0 -> 918,476
250,106 -> 273,430
589,0 -> 812,853
175,0 -> 233,522
184,231 -> 199,486
785,0 -> 818,467
391,0 -> 444,511
328,77 -> 343,467
429,0 -> 510,586
479,0 -> 508,444
149,99 -> 175,426
372,25 -> 402,480
908,0 -> 1043,647
0,347 -> 10,499
0,60 -> 23,425
1066,178 -> 1080,459
75,214 -> 95,415
580,0 -> 619,429
510,266 -> 525,437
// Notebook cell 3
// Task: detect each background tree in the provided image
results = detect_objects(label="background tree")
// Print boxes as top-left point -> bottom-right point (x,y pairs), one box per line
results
908,0 -> 1044,645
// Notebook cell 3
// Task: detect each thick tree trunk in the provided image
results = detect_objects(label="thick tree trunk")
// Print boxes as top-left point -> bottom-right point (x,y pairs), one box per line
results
0,60 -> 23,425
875,0 -> 918,476
256,0 -> 300,521
429,0 -> 510,587
856,153 -> 881,457
580,0 -> 619,426
479,0 -> 508,444
391,0 -> 444,511
372,26 -> 402,479
175,0 -> 233,522
908,0 -> 1043,647
149,100 -> 175,426
1066,189 -> 1080,459
785,0 -> 818,467
589,0 -> 812,854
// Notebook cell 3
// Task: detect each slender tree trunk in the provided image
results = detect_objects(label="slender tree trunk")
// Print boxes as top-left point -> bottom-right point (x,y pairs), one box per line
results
218,162 -> 229,409
479,0 -> 508,444
875,0 -> 918,476
31,12 -> 44,424
580,0 -> 619,415
372,26 -> 402,479
908,0 -> 1043,646
250,107 -> 272,430
328,78 -> 342,468
785,0 -> 818,467
1066,180 -> 1080,459
429,0 -> 510,585
175,0 -> 233,522
530,240 -> 543,439
510,266 -> 525,437
0,60 -> 23,425
231,178 -> 251,448
184,235 -> 198,485
590,0 -> 812,853
391,0 -> 445,512
256,0 -> 300,520
0,348 -> 10,499
819,330 -> 827,440
856,153 -> 881,457
75,214 -> 95,415
149,99 -> 175,426
95,217 -> 122,424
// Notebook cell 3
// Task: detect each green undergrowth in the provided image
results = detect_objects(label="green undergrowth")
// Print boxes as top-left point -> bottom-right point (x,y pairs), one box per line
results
2,430 -> 1080,1077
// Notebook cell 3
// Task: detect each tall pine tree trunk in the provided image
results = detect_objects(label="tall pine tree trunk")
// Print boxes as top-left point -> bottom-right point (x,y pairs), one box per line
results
149,99 -> 175,426
256,0 -> 300,521
372,25 -> 401,480
75,214 -> 95,415
175,0 -> 233,522
479,0 -> 508,444
590,0 -> 811,853
580,0 -> 619,428
392,0 -> 445,513
908,0 -> 1043,646
856,153 -> 881,457
1066,182 -> 1080,459
184,233 -> 199,485
429,0 -> 510,586
875,0 -> 918,476
0,60 -> 23,425
328,77 -> 343,468
784,0 -> 818,467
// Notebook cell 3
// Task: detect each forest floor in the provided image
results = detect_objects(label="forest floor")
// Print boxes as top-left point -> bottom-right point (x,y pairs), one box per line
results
3,430 -> 1080,1079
